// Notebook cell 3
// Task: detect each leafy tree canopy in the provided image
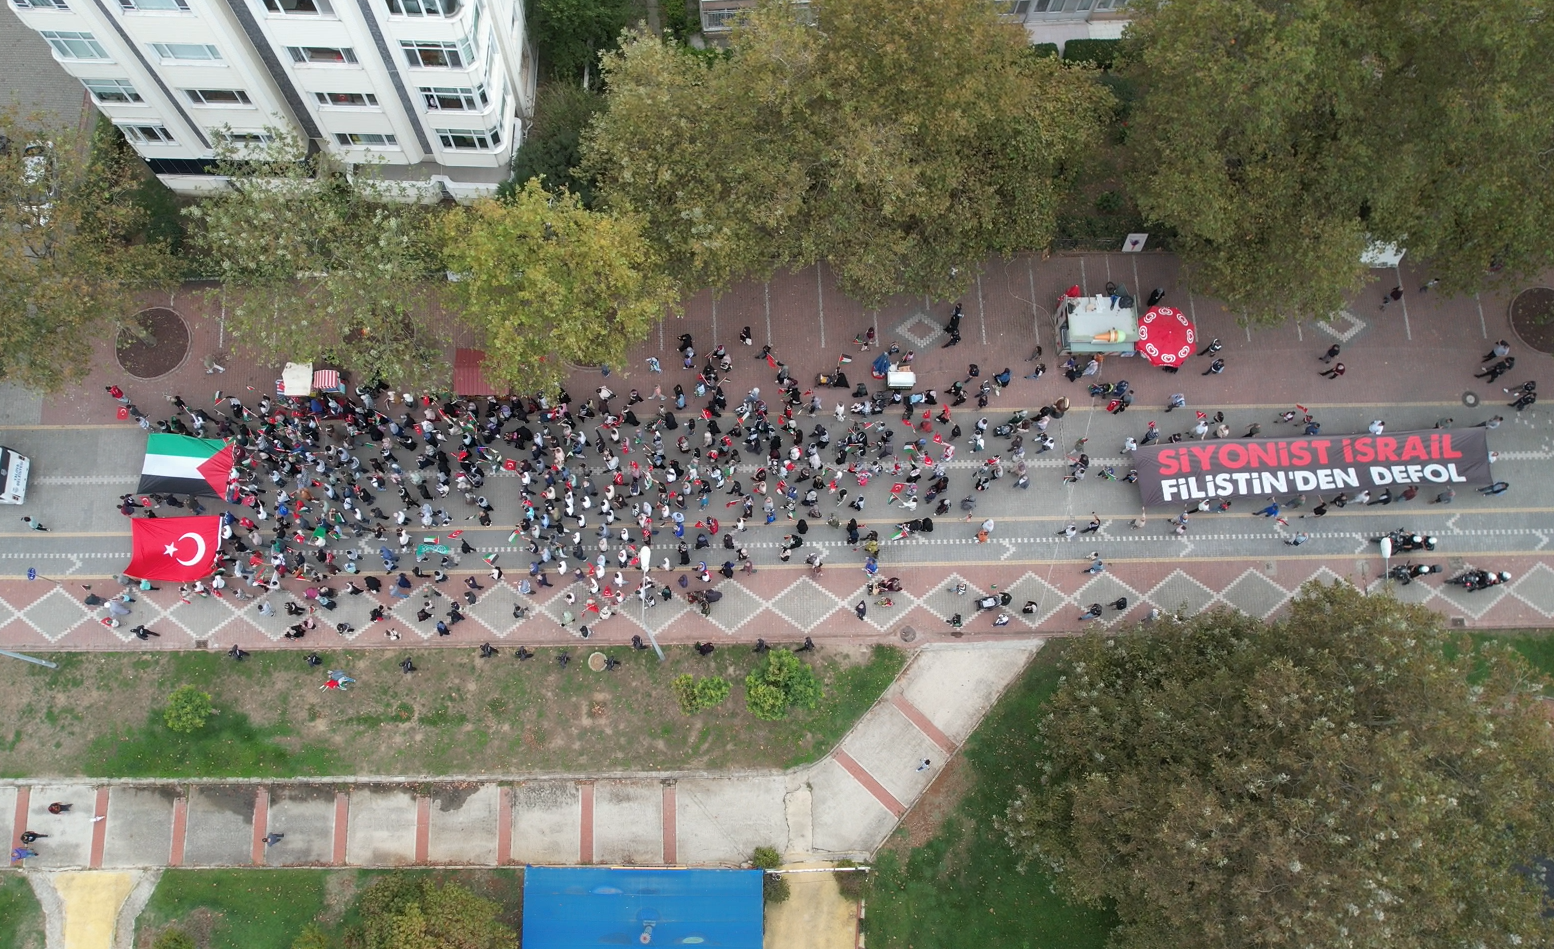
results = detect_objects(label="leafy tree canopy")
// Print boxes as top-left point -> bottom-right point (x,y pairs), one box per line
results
745,648 -> 822,721
503,84 -> 606,207
162,685 -> 213,734
183,129 -> 448,389
583,0 -> 1112,305
529,0 -> 634,83
1001,582 -> 1554,949
0,109 -> 179,391
1124,0 -> 1554,324
438,178 -> 676,393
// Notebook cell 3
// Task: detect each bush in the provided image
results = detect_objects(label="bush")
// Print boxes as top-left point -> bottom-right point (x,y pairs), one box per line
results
291,924 -> 332,949
763,873 -> 791,904
1029,42 -> 1060,59
744,650 -> 823,721
752,846 -> 781,870
833,859 -> 869,900
152,930 -> 196,949
672,674 -> 731,715
1062,39 -> 1120,69
661,0 -> 699,43
162,685 -> 213,734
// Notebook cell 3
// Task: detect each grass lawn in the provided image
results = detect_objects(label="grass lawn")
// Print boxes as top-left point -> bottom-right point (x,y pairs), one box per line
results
864,640 -> 1116,949
0,643 -> 904,779
134,868 -> 523,949
0,872 -> 44,949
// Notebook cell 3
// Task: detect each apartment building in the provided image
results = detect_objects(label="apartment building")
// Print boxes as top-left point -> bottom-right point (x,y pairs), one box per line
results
697,0 -> 1131,48
5,0 -> 535,200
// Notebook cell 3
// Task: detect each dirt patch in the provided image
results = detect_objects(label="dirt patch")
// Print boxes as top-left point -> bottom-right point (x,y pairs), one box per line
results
1509,287 -> 1554,354
139,907 -> 218,949
880,752 -> 976,858
117,307 -> 190,379
764,868 -> 856,949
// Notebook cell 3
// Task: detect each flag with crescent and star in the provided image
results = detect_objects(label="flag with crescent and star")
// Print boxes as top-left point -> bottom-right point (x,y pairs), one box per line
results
125,516 -> 222,582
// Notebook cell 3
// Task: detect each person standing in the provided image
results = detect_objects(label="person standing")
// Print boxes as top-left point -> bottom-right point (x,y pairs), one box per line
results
1483,340 -> 1510,362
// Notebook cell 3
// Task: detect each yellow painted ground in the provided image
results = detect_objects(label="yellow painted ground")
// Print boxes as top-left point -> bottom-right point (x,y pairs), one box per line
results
52,872 -> 135,949
764,865 -> 857,949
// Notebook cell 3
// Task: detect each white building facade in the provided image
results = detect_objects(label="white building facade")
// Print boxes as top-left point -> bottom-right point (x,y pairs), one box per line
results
6,0 -> 534,200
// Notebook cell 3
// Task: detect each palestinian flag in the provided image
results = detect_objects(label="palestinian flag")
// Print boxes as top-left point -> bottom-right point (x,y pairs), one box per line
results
138,434 -> 234,498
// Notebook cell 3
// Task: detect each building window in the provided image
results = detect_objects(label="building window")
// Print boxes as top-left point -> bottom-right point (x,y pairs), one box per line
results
401,38 -> 472,68
334,132 -> 397,146
152,42 -> 222,61
386,0 -> 458,15
419,85 -> 485,110
262,0 -> 333,12
186,88 -> 252,105
119,0 -> 190,10
700,8 -> 743,31
315,91 -> 377,106
13,0 -> 70,10
41,31 -> 108,59
287,45 -> 358,64
213,129 -> 271,144
119,123 -> 176,144
435,125 -> 500,150
82,78 -> 142,103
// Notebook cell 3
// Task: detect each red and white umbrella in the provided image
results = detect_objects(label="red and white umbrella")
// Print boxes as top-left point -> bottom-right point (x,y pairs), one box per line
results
1136,306 -> 1197,366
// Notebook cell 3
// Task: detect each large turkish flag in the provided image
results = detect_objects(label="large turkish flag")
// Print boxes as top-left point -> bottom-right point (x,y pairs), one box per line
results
125,516 -> 222,582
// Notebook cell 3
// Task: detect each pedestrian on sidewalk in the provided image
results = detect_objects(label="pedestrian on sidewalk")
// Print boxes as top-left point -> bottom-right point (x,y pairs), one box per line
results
1319,362 -> 1346,379
1285,533 -> 1310,546
1319,344 -> 1340,363
1476,357 -> 1515,383
264,832 -> 284,846
1084,555 -> 1105,574
1201,358 -> 1225,376
21,517 -> 48,531
855,600 -> 867,620
19,831 -> 46,843
1511,391 -> 1537,411
1254,500 -> 1280,518
1483,340 -> 1510,362
1478,481 -> 1510,495
1431,488 -> 1456,504
1198,338 -> 1222,357
1380,286 -> 1402,309
916,758 -> 932,772
47,802 -> 71,814
105,384 -> 128,403
1081,513 -> 1101,533
1420,277 -> 1441,293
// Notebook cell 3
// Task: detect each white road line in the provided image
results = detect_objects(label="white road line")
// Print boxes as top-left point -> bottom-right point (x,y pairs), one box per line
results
976,272 -> 988,346
816,265 -> 826,349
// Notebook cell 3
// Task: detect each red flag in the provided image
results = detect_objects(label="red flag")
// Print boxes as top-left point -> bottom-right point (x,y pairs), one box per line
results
765,353 -> 778,369
126,516 -> 222,582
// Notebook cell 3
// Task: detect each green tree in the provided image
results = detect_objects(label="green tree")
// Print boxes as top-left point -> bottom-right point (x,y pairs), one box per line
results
1001,582 -> 1554,949
503,84 -> 606,207
183,129 -> 448,389
437,178 -> 677,393
354,874 -> 515,949
583,0 -> 1111,304
672,673 -> 731,714
744,649 -> 822,721
530,0 -> 634,84
1124,0 -> 1554,325
0,108 -> 179,391
162,685 -> 213,734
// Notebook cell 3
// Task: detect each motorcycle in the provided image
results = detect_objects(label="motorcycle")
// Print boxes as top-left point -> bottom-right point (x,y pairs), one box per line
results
974,592 -> 1013,611
1387,562 -> 1442,585
1377,530 -> 1436,553
1448,569 -> 1511,591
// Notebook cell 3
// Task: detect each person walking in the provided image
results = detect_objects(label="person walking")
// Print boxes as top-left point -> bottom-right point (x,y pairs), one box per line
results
1201,358 -> 1225,376
1198,338 -> 1222,357
1081,513 -> 1101,534
1478,481 -> 1510,495
1084,554 -> 1105,575
264,832 -> 284,846
1483,339 -> 1511,362
1511,390 -> 1537,412
21,517 -> 48,532
1431,488 -> 1456,504
916,758 -> 932,772
1319,344 -> 1340,364
1319,362 -> 1346,380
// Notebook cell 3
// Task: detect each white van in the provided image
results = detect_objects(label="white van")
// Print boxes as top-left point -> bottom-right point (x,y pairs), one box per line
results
0,446 -> 31,504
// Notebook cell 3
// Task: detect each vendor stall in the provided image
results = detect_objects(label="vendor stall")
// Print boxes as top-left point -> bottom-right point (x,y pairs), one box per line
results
1057,284 -> 1139,354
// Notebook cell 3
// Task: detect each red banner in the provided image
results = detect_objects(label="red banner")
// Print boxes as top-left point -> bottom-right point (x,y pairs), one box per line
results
1134,429 -> 1492,507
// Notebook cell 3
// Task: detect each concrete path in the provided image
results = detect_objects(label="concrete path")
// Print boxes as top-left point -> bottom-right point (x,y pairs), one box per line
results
4,640 -> 1041,870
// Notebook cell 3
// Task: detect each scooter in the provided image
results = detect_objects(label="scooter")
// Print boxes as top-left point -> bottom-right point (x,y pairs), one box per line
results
1378,530 -> 1436,553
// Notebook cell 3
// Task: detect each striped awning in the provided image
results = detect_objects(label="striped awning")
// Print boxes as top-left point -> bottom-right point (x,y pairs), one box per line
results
313,370 -> 340,391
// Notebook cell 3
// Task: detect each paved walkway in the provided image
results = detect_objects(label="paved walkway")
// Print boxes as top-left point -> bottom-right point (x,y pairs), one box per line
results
4,640 -> 1040,869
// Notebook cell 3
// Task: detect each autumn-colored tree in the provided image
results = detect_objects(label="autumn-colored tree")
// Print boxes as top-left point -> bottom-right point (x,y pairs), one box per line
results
437,179 -> 676,393
1125,0 -> 1554,324
1002,582 -> 1554,949
583,0 -> 1111,304
0,109 -> 179,390
183,129 -> 448,389
353,873 -> 516,949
